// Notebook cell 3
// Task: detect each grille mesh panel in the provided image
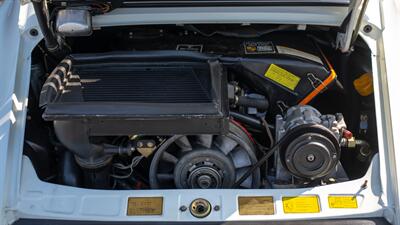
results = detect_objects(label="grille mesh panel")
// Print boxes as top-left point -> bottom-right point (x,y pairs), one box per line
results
41,54 -> 228,134
76,66 -> 212,103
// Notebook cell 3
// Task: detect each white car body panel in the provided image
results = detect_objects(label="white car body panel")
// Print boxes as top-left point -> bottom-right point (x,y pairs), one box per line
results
0,0 -> 399,224
91,6 -> 349,27
378,0 -> 400,224
15,155 -> 384,222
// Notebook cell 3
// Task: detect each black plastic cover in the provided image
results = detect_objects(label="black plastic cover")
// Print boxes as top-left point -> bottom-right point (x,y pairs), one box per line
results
226,38 -> 335,115
40,51 -> 229,135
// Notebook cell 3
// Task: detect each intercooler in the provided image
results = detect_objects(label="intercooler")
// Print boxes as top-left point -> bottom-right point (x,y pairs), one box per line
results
39,51 -> 229,136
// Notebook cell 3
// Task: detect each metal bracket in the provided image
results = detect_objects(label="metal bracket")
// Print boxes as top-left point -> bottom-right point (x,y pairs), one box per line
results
20,0 -> 31,4
336,0 -> 369,52
307,73 -> 326,90
21,0 -> 42,5
360,21 -> 382,40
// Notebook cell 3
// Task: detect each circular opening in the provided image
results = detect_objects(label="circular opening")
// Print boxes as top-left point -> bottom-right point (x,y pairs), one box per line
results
189,199 -> 211,218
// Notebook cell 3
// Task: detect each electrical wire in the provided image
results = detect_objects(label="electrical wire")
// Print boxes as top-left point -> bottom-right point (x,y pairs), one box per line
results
183,24 -> 294,38
90,2 -> 111,13
110,155 -> 144,179
260,117 -> 274,148
230,119 -> 255,144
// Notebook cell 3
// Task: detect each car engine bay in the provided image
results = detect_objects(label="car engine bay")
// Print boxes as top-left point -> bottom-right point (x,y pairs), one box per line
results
24,2 -> 378,192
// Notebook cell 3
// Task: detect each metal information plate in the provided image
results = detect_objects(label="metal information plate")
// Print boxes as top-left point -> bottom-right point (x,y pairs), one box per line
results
238,196 -> 274,215
328,195 -> 358,208
282,196 -> 320,213
127,197 -> 163,216
244,41 -> 275,54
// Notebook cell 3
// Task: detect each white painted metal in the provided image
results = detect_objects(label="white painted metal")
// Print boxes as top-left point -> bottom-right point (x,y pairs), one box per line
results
374,0 -> 400,224
0,2 -> 43,225
336,0 -> 363,52
92,6 -> 349,28
15,155 -> 383,222
0,1 -> 22,225
356,0 -> 400,224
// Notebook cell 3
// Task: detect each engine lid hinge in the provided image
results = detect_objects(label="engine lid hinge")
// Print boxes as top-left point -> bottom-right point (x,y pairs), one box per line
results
20,0 -> 30,5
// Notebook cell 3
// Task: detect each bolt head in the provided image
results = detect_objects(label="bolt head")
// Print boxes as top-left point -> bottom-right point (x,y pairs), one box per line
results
306,154 -> 315,162
29,29 -> 38,37
179,205 -> 187,212
147,142 -> 154,147
363,25 -> 372,33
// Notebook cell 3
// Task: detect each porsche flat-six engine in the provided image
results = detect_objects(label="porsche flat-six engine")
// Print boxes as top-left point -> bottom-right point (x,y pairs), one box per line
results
25,4 -> 377,191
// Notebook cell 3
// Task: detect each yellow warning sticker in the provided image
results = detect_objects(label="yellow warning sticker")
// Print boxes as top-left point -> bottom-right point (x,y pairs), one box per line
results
328,196 -> 358,209
265,64 -> 301,91
127,197 -> 163,216
238,196 -> 275,215
282,196 -> 320,213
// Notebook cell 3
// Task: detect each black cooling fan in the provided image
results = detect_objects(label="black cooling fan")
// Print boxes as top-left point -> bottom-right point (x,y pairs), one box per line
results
149,122 -> 261,189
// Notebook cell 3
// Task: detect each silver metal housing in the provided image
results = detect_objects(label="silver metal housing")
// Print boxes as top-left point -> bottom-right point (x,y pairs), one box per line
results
273,105 -> 347,185
56,9 -> 92,36
276,105 -> 346,141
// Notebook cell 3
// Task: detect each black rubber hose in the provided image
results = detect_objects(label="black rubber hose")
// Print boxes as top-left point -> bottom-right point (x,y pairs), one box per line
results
32,0 -> 59,50
356,139 -> 371,157
236,96 -> 269,110
59,150 -> 83,187
53,121 -> 113,169
103,144 -> 133,155
230,111 -> 265,130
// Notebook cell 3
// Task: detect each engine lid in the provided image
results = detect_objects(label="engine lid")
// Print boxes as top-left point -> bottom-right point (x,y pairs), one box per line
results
30,0 -> 367,52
